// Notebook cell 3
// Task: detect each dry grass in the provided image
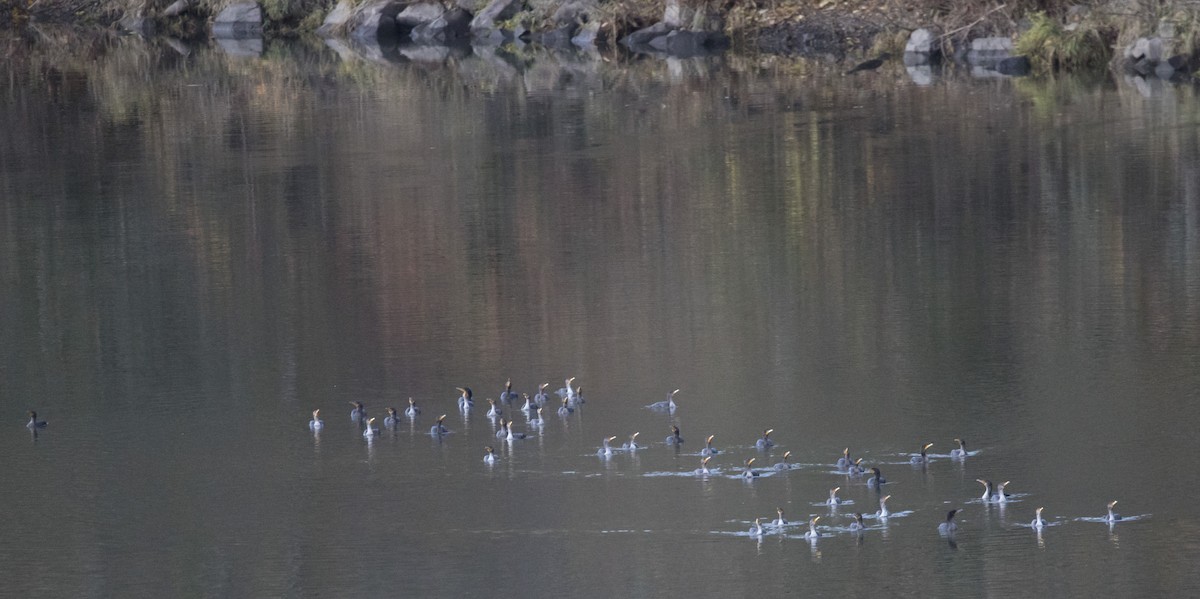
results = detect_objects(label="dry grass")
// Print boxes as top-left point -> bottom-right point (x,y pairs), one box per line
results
1016,11 -> 1112,71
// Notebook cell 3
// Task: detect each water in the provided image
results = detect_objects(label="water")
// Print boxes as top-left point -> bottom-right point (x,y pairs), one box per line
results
2,35 -> 1200,596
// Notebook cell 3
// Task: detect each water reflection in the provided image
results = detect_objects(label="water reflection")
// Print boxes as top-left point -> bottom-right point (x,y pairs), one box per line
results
2,30 -> 1200,599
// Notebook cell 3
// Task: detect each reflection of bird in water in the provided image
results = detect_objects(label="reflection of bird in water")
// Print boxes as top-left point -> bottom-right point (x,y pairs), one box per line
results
702,435 -> 720,457
950,438 -> 967,458
646,389 -> 680,413
1032,507 -> 1046,529
665,425 -> 684,445
910,442 -> 934,464
773,451 -> 793,471
755,429 -> 775,451
308,409 -> 323,431
1105,501 -> 1122,523
938,509 -> 960,535
845,53 -> 891,75
484,446 -> 497,464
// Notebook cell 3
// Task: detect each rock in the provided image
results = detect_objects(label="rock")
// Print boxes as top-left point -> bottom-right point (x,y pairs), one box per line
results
118,14 -> 155,35
533,24 -> 576,49
966,36 -> 1011,66
316,0 -> 355,37
994,55 -> 1030,76
1126,37 -> 1164,63
553,0 -> 595,26
571,20 -> 600,48
348,0 -> 406,41
401,44 -> 451,63
410,7 -> 472,43
212,2 -> 262,39
161,0 -> 190,17
621,21 -> 672,48
970,37 -> 1012,52
904,28 -> 937,53
216,36 -> 263,56
662,0 -> 693,29
397,2 -> 445,33
905,65 -> 934,86
470,0 -> 521,33
163,37 -> 191,56
646,30 -> 725,57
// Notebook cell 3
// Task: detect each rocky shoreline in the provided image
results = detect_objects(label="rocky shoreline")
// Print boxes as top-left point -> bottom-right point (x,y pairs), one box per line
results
4,0 -> 1200,77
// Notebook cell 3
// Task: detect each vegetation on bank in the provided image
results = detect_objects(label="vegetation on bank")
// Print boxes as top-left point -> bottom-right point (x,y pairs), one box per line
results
3,0 -> 1200,72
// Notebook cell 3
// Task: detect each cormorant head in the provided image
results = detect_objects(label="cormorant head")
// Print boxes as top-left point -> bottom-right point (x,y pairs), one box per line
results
922,442 -> 934,454
540,382 -> 549,391
763,429 -> 773,438
946,509 -> 959,521
745,458 -> 756,467
1107,500 -> 1118,510
782,451 -> 791,461
408,397 -> 416,406
706,435 -> 715,444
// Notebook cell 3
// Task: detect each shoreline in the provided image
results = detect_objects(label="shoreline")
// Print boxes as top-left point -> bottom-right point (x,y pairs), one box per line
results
2,0 -> 1197,75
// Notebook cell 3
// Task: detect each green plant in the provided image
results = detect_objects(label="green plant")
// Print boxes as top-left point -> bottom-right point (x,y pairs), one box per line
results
1016,11 -> 1111,72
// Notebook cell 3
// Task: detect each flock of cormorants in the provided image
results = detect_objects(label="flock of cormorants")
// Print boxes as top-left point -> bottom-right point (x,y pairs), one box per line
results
292,377 -> 1143,543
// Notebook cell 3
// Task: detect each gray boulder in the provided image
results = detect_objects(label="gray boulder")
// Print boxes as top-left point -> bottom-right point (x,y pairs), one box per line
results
994,55 -> 1030,76
533,24 -> 576,49
571,20 -> 600,49
553,0 -> 595,26
470,0 -> 522,33
316,0 -> 355,37
410,7 -> 472,43
348,0 -> 406,41
161,0 -> 190,17
397,2 -> 445,33
966,36 -> 1012,66
1126,37 -> 1165,64
621,21 -> 672,48
213,2 -> 262,38
118,13 -> 155,35
905,28 -> 937,53
662,0 -> 692,29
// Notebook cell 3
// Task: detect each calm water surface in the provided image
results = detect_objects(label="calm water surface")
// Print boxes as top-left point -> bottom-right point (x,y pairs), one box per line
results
2,35 -> 1200,597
